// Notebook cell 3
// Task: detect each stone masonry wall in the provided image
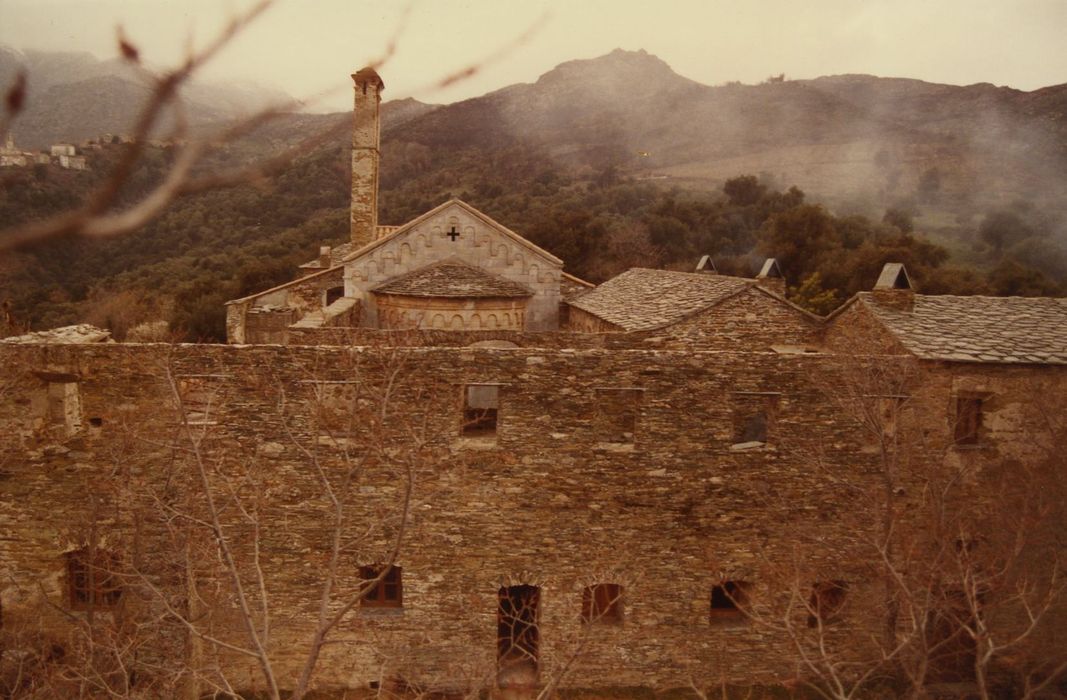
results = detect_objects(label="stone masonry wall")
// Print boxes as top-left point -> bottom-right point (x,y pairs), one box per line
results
651,287 -> 821,350
0,342 -> 1063,694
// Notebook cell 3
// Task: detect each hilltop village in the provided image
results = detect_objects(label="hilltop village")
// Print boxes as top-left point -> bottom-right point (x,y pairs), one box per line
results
1,68 -> 1065,698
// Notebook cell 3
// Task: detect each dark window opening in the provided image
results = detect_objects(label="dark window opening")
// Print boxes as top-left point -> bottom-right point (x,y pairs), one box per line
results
498,585 -> 539,686
926,587 -> 978,682
463,384 -> 499,437
710,580 -> 750,622
737,412 -> 767,443
325,286 -> 345,306
68,548 -> 123,610
732,394 -> 778,447
359,565 -> 402,608
89,417 -> 103,427
807,580 -> 848,627
582,583 -> 623,623
954,396 -> 983,445
595,389 -> 640,444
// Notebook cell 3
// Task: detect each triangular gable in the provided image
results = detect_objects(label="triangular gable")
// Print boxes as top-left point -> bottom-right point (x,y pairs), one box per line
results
342,198 -> 563,267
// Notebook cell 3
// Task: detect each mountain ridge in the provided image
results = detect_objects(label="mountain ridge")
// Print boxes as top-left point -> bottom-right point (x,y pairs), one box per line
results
0,44 -> 291,148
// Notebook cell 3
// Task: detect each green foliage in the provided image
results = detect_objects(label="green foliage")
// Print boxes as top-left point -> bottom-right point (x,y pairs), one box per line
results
789,273 -> 840,315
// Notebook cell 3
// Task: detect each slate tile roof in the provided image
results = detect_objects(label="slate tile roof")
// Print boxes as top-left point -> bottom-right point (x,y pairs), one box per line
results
568,268 -> 753,331
860,292 -> 1067,365
372,259 -> 533,298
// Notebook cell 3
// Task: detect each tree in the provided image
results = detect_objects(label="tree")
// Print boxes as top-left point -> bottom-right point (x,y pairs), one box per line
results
723,175 -> 767,208
979,209 -> 1035,254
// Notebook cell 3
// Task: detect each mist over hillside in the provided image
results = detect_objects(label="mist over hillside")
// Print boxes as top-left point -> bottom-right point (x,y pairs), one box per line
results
384,49 -> 1067,213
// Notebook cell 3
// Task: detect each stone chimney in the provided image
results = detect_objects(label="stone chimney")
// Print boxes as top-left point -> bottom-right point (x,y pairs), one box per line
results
351,67 -> 384,249
318,246 -> 332,268
695,255 -> 718,275
755,258 -> 786,297
871,262 -> 914,311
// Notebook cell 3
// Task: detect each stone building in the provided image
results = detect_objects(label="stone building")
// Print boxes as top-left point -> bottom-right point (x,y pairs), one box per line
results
1,68 -> 1065,698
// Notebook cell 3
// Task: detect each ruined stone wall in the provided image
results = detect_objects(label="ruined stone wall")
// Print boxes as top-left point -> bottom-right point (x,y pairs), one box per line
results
227,267 -> 346,343
344,203 -> 563,331
0,343 -> 1063,694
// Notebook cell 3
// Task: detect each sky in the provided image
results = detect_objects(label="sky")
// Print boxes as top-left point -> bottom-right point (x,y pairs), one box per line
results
0,0 -> 1065,111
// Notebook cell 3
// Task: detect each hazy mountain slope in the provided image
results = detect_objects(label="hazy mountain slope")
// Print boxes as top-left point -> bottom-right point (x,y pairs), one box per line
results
390,50 -> 1066,206
0,45 -> 289,148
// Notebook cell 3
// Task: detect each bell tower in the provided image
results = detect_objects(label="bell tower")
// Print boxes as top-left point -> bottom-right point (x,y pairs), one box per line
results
350,67 -> 384,248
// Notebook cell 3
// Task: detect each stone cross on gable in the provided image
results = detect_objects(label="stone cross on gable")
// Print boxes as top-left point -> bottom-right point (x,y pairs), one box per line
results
446,226 -> 460,242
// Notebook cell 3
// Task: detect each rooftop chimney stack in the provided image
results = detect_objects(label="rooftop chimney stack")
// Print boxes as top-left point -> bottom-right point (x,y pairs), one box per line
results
871,262 -> 915,311
695,255 -> 718,275
351,67 -> 384,249
755,258 -> 787,297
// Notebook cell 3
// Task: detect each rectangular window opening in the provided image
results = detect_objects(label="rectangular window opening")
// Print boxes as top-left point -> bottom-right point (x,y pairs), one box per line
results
710,580 -> 750,623
463,384 -> 499,437
47,381 -> 82,436
595,389 -> 641,444
67,548 -> 123,610
807,580 -> 848,627
581,583 -> 623,624
732,394 -> 778,448
954,395 -> 983,445
360,565 -> 403,608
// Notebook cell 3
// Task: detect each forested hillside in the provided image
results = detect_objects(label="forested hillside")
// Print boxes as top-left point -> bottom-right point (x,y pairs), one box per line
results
2,49 -> 1065,340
